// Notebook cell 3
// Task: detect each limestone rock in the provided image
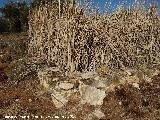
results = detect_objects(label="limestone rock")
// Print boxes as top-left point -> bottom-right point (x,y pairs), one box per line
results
81,72 -> 97,79
37,67 -> 60,82
144,76 -> 152,82
79,82 -> 106,106
38,67 -> 60,90
51,90 -> 68,109
132,83 -> 140,89
105,84 -> 117,92
58,82 -> 74,90
122,75 -> 140,84
93,109 -> 105,119
40,79 -> 49,90
94,76 -> 101,81
92,79 -> 106,89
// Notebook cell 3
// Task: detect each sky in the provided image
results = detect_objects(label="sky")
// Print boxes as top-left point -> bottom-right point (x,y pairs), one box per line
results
0,0 -> 159,12
88,0 -> 159,13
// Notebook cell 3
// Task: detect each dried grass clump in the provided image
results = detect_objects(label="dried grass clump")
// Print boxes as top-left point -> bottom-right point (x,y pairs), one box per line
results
28,1 -> 160,74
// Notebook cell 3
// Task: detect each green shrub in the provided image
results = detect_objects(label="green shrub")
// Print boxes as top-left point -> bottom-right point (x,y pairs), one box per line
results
0,18 -> 9,33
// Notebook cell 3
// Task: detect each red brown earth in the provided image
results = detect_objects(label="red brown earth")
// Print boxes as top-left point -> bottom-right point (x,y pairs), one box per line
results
0,71 -> 160,120
0,34 -> 160,120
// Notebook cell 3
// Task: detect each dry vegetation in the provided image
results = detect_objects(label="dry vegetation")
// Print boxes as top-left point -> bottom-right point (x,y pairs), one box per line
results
0,1 -> 160,120
28,1 -> 160,74
0,33 -> 28,81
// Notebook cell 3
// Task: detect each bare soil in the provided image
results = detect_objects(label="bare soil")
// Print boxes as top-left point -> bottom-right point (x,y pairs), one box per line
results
0,34 -> 160,120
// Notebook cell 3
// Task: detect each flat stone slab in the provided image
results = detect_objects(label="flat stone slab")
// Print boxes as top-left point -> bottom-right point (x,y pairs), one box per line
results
51,90 -> 68,109
58,82 -> 74,90
93,109 -> 105,119
79,82 -> 106,106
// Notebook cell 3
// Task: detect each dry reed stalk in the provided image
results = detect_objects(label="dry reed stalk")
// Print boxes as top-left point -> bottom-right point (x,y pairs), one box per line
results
28,1 -> 160,74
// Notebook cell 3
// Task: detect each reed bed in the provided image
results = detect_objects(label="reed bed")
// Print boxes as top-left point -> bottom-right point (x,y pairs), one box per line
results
28,1 -> 160,74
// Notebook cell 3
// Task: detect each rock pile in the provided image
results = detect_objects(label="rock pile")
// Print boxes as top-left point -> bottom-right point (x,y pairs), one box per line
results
37,66 -> 160,120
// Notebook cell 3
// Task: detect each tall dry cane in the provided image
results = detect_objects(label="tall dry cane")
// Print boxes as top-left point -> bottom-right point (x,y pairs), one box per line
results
28,1 -> 160,73
58,0 -> 61,18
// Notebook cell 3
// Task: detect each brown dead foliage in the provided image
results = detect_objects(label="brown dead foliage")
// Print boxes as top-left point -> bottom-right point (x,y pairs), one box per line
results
101,74 -> 160,120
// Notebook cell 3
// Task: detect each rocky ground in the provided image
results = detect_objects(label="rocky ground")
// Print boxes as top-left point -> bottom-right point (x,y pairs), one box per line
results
0,34 -> 160,120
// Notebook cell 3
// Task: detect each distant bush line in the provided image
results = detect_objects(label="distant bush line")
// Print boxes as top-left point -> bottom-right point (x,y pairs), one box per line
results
0,0 -> 62,33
